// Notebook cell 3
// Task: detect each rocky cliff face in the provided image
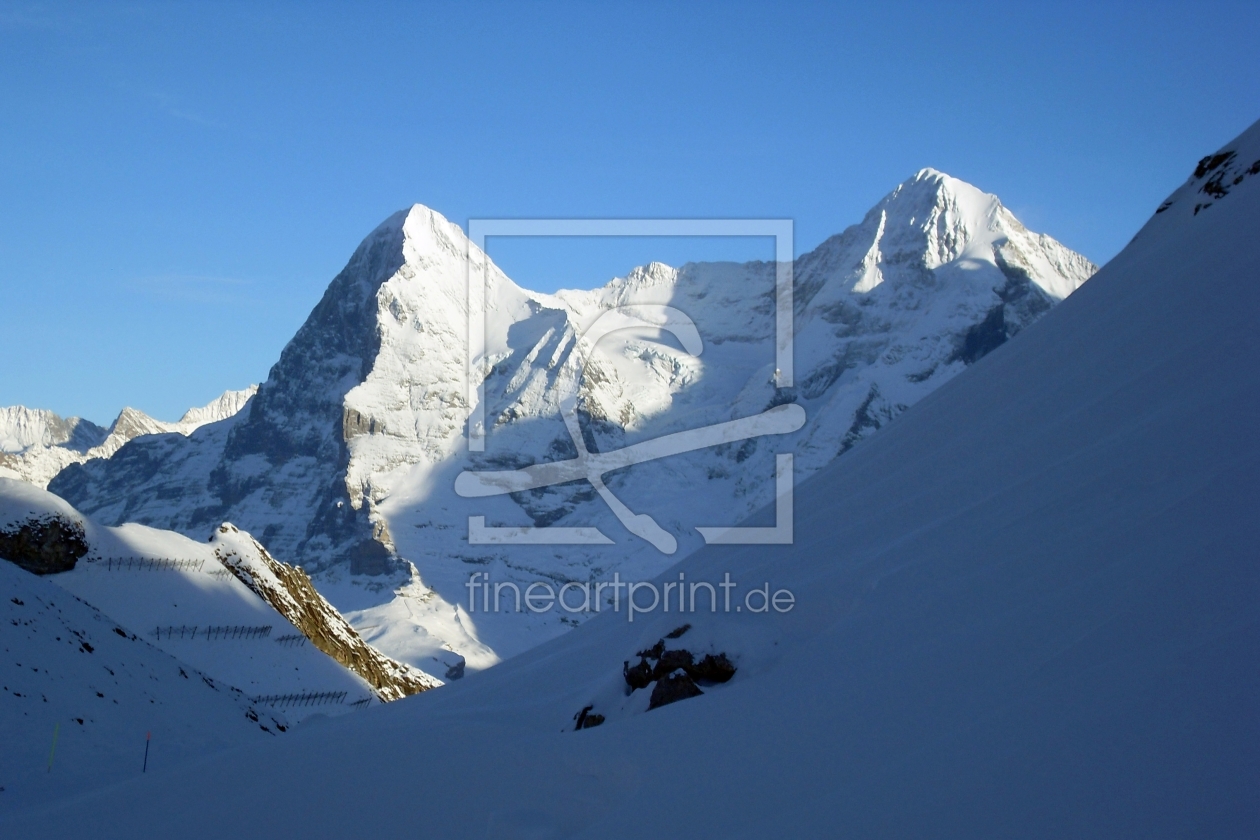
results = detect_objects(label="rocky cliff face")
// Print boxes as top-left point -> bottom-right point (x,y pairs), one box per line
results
47,170 -> 1096,666
47,220 -> 415,568
210,524 -> 441,701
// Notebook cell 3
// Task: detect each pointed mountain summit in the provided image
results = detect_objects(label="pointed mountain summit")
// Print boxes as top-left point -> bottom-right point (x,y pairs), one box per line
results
799,167 -> 1091,301
49,173 -> 1094,667
48,206 -> 532,579
177,386 -> 257,427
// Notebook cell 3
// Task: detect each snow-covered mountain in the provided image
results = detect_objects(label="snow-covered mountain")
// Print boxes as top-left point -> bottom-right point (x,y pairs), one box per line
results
172,386 -> 257,428
47,170 -> 1093,668
0,408 -> 106,455
9,118 -> 1256,839
0,386 -> 258,488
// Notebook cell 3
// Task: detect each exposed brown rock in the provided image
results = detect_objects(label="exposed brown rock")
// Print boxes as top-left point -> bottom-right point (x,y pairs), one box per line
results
212,524 -> 440,701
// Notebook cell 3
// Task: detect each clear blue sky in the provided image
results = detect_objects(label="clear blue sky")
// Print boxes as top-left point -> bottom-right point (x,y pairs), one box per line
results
2,1 -> 1257,425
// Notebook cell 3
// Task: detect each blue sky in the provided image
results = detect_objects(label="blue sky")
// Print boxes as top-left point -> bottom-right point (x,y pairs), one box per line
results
1,1 -> 1258,424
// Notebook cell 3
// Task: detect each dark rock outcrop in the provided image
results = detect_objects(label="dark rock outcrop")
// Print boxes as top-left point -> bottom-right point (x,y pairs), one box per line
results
622,625 -> 736,711
649,672 -> 704,710
690,653 -> 737,684
623,657 -> 655,691
444,658 -> 466,680
0,514 -> 89,575
573,704 -> 605,730
664,623 -> 691,639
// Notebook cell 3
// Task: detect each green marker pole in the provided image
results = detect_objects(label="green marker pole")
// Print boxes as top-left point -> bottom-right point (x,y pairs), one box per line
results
47,723 -> 59,772
143,731 -> 150,772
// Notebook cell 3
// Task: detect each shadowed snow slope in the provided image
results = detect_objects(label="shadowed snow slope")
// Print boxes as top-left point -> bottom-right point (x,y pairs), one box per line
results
8,122 -> 1259,836
0,560 -> 289,815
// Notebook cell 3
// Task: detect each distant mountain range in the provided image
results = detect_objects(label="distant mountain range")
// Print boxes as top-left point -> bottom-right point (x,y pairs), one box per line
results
13,170 -> 1095,668
0,387 -> 257,487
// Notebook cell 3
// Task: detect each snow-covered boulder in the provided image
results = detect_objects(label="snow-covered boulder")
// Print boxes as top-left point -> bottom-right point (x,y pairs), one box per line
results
0,478 -> 90,574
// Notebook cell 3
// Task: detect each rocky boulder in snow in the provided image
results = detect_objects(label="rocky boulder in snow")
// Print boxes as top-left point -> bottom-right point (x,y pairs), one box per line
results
0,516 -> 88,575
0,479 -> 90,574
623,626 -> 737,710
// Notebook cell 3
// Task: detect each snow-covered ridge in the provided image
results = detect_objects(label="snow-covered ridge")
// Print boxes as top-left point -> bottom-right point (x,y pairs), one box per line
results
48,170 -> 1095,669
1145,120 -> 1260,223
0,407 -> 106,455
0,386 -> 258,487
176,386 -> 257,427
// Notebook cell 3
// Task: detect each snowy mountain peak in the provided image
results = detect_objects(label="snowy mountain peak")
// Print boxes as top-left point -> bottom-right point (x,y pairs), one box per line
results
798,169 -> 1092,310
0,407 -> 106,456
864,168 -> 1009,272
900,166 -> 988,204
400,203 -> 479,264
106,406 -> 169,440
625,261 -> 680,283
48,172 -> 1096,669
891,166 -> 998,213
177,385 -> 258,427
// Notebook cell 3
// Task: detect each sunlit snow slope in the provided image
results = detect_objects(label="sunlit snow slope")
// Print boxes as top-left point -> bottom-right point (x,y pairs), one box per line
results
10,122 -> 1257,837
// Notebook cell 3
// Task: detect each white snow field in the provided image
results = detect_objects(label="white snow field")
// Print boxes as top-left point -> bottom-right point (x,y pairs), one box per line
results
5,122 -> 1257,836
